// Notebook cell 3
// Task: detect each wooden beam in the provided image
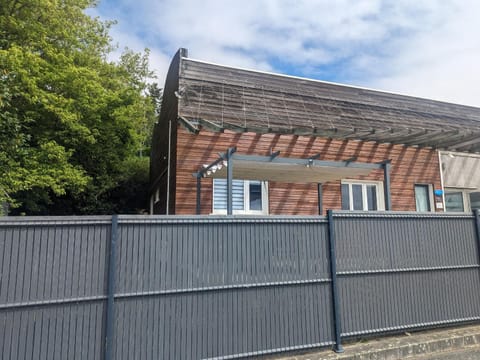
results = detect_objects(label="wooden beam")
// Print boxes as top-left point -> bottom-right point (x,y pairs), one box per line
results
197,118 -> 224,132
221,121 -> 278,134
468,144 -> 480,153
401,130 -> 453,145
293,127 -> 316,136
313,127 -> 365,139
402,129 -> 460,146
177,116 -> 199,134
292,126 -> 350,137
450,135 -> 480,150
438,132 -> 478,148
360,128 -> 397,140
344,128 -> 376,140
376,129 -> 426,143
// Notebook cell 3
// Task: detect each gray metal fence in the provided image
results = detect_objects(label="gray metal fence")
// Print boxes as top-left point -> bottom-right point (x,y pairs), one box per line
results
1,211 -> 480,359
334,211 -> 480,338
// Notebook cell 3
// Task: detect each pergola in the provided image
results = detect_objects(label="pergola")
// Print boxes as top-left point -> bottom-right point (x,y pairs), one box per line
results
193,147 -> 391,215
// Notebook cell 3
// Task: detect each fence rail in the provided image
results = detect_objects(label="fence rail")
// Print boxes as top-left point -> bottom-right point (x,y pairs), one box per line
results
1,211 -> 480,359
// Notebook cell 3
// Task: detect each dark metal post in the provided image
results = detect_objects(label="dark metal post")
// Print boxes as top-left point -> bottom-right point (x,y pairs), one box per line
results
327,210 -> 344,353
383,160 -> 392,210
227,147 -> 235,215
474,209 -> 480,263
196,174 -> 201,215
105,215 -> 118,360
317,183 -> 323,215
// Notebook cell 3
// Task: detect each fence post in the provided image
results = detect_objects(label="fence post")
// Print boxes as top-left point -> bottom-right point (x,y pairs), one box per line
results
475,209 -> 480,260
105,214 -> 118,360
327,210 -> 344,353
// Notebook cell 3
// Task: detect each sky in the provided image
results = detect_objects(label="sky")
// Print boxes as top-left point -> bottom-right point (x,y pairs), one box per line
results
90,0 -> 480,107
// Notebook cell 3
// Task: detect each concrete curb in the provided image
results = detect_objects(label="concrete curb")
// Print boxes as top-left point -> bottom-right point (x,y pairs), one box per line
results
269,324 -> 480,360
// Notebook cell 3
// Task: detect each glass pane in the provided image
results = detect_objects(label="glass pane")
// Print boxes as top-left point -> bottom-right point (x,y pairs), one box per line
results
366,185 -> 377,211
213,179 -> 244,210
470,192 -> 480,210
249,181 -> 262,211
445,192 -> 464,212
352,184 -> 363,210
415,185 -> 430,212
341,184 -> 350,210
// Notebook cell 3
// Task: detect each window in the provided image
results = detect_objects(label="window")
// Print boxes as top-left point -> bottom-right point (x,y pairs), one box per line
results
415,184 -> 433,212
212,179 -> 268,214
445,190 -> 480,212
445,192 -> 464,212
341,180 -> 384,211
470,192 -> 480,211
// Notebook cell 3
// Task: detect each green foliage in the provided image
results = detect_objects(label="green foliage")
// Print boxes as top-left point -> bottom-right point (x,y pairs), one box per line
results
1,0 -> 158,214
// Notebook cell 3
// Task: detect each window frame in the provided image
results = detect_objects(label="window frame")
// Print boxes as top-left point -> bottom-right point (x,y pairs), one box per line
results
445,188 -> 480,213
341,179 -> 385,211
212,179 -> 269,215
414,184 -> 434,212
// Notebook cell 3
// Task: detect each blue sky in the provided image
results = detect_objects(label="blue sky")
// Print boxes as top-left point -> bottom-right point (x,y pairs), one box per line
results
91,0 -> 480,107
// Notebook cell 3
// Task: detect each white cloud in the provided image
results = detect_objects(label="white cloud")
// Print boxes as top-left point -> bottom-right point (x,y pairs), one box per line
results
367,1 -> 480,107
92,0 -> 480,107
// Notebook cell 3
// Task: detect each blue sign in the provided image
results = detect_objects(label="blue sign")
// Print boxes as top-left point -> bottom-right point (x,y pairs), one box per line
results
434,189 -> 444,196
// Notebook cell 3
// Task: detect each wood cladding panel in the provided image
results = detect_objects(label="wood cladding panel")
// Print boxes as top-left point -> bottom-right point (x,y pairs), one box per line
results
174,128 -> 442,215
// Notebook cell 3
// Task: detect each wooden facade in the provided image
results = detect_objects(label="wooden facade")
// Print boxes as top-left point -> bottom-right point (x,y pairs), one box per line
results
150,48 -> 480,215
175,128 -> 441,215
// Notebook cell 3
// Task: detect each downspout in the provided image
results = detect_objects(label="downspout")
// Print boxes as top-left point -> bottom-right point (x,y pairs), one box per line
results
438,151 -> 446,212
166,119 -> 172,215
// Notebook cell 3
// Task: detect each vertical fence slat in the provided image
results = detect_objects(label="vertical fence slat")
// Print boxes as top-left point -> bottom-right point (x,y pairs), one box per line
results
104,215 -> 118,360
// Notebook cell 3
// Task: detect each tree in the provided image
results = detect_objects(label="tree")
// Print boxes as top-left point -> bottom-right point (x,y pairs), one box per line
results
0,0 -> 157,214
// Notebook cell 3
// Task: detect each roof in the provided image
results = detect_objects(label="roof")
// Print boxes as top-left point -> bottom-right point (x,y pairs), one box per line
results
173,49 -> 480,152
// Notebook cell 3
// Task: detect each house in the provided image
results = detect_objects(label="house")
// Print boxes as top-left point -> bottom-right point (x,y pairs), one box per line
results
149,48 -> 480,215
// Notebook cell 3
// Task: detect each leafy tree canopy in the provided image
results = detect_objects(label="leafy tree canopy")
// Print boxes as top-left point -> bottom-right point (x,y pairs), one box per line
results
0,0 -> 160,214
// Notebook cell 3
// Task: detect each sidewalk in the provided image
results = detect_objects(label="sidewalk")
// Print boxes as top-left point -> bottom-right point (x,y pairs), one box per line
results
269,323 -> 480,360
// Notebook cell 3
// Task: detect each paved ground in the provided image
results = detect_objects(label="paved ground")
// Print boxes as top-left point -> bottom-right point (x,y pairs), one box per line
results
266,323 -> 480,360
413,346 -> 480,359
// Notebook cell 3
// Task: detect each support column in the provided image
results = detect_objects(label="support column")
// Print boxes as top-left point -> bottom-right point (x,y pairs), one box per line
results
227,147 -> 235,215
383,160 -> 392,210
317,183 -> 323,215
196,174 -> 201,215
